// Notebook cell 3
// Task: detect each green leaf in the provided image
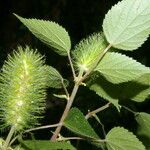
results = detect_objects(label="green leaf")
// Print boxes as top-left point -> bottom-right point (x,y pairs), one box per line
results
135,112 -> 150,138
95,52 -> 150,84
14,14 -> 71,56
21,140 -> 76,150
87,73 -> 150,104
103,0 -> 150,50
73,33 -> 107,72
106,127 -> 146,150
64,107 -> 99,140
87,74 -> 120,110
46,65 -> 68,88
122,73 -> 150,102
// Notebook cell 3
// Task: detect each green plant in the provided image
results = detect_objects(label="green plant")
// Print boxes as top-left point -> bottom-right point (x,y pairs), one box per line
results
0,0 -> 150,149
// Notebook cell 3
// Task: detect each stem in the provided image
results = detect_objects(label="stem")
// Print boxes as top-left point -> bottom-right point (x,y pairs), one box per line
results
3,126 -> 16,150
24,123 -> 61,133
8,123 -> 61,147
9,135 -> 21,148
50,70 -> 84,141
79,44 -> 112,84
92,114 -> 106,137
57,136 -> 105,143
68,52 -> 76,79
85,102 -> 111,119
57,137 -> 84,141
58,137 -> 106,143
50,85 -> 79,141
61,78 -> 69,99
50,45 -> 111,141
122,105 -> 136,114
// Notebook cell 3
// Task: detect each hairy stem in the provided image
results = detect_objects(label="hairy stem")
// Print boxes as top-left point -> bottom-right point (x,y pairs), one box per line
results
85,102 -> 111,119
3,125 -> 16,150
51,70 -> 84,141
79,44 -> 112,84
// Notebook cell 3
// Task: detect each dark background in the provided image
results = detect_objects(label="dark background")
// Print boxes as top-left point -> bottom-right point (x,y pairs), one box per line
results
0,0 -> 150,149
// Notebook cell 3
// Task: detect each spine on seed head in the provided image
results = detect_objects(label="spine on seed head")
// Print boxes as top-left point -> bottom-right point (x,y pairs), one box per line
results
73,33 -> 107,72
0,46 -> 49,131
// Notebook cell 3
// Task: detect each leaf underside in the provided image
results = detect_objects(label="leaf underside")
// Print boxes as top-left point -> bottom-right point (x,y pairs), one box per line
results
87,73 -> 150,110
46,66 -> 68,89
95,52 -> 150,84
103,0 -> 150,50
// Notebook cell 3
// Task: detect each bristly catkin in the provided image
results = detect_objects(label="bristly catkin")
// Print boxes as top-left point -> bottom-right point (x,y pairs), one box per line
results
0,46 -> 49,131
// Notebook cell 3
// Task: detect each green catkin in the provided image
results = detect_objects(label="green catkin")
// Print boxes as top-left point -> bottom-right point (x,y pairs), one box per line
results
0,46 -> 49,131
73,33 -> 107,72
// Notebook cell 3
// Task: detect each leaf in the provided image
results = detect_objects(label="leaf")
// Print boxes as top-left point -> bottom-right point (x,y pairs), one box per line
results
106,127 -> 146,150
103,0 -> 150,50
64,107 -> 99,140
95,52 -> 150,84
73,33 -> 107,72
21,140 -> 76,150
87,72 -> 150,111
46,65 -> 69,88
14,14 -> 71,56
87,74 -> 120,110
122,73 -> 150,102
135,112 -> 150,138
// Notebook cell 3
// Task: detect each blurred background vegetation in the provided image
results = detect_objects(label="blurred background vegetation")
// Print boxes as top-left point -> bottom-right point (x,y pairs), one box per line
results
0,0 -> 149,149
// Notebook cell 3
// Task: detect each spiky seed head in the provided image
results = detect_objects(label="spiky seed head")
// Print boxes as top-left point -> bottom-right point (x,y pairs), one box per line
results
0,46 -> 49,131
73,33 -> 107,72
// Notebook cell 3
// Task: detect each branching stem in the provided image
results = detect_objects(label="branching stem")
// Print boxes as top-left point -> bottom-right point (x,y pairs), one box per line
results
50,69 -> 84,141
8,123 -> 61,147
85,102 -> 111,119
51,44 -> 112,141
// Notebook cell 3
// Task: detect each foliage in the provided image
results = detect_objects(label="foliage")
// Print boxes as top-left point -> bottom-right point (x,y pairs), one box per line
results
0,0 -> 150,149
106,127 -> 145,150
103,0 -> 150,50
